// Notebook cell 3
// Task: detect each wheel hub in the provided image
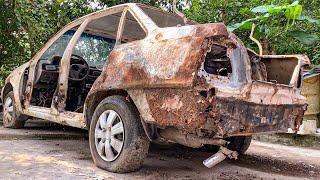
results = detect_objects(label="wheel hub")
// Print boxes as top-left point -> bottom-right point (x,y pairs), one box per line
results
94,110 -> 124,162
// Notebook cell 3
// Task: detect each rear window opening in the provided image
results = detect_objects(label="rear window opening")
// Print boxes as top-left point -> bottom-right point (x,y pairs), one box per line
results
139,5 -> 185,27
204,44 -> 232,77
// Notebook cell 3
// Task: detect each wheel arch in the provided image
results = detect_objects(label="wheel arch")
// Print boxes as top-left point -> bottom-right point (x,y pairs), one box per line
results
1,83 -> 13,104
1,62 -> 30,111
84,89 -> 156,141
85,89 -> 134,127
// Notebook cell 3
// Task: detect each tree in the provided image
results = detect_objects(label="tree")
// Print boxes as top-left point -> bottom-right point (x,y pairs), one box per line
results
0,0 -> 95,85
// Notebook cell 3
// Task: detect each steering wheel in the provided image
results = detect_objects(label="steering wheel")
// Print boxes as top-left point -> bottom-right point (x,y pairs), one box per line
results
68,54 -> 90,81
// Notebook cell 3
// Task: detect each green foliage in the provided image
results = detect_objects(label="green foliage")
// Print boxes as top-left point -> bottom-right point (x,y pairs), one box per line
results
288,30 -> 319,45
0,0 -> 95,85
232,1 -> 304,31
228,1 -> 318,43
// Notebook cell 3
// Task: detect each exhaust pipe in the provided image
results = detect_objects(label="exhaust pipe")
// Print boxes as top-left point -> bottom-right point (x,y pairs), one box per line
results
203,146 -> 238,168
158,127 -> 237,168
203,151 -> 227,168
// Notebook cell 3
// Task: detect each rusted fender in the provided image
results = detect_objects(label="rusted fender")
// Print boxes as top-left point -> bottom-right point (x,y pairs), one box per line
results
1,62 -> 29,112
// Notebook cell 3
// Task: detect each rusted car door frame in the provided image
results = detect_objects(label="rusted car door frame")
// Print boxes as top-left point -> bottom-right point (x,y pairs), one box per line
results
24,20 -> 84,108
22,5 -> 130,128
56,4 -> 157,113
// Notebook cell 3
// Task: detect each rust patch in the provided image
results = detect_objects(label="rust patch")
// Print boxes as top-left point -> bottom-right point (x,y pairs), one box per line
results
144,88 -> 210,130
133,87 -> 305,138
92,30 -> 307,139
161,95 -> 183,111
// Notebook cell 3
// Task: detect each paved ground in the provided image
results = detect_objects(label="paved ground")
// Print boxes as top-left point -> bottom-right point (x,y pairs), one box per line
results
254,134 -> 320,149
0,120 -> 320,180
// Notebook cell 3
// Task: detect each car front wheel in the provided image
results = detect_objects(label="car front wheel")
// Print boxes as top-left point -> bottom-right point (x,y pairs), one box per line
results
89,95 -> 149,173
3,91 -> 27,128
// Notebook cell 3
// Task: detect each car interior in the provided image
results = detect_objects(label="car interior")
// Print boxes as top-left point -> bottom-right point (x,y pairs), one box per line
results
204,44 -> 232,77
29,12 -> 122,111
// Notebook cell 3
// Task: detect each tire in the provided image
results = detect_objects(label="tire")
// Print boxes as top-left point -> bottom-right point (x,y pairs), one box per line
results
226,136 -> 252,154
89,95 -> 150,173
3,91 -> 27,128
202,136 -> 252,154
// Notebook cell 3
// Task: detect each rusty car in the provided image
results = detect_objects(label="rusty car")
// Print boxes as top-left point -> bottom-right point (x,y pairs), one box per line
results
1,3 -> 310,173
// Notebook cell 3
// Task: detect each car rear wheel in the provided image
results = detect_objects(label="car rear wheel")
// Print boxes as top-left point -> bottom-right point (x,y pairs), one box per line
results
89,95 -> 149,173
3,91 -> 27,128
226,136 -> 252,154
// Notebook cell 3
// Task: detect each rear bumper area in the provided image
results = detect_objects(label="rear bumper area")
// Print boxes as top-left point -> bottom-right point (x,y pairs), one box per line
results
201,97 -> 306,138
128,82 -> 307,139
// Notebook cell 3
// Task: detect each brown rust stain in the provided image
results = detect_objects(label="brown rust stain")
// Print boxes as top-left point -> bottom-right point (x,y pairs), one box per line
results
195,23 -> 229,38
145,88 -> 210,130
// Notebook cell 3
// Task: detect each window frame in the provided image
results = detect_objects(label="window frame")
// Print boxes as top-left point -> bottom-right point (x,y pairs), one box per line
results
73,31 -> 117,68
39,30 -> 77,60
116,7 -> 149,45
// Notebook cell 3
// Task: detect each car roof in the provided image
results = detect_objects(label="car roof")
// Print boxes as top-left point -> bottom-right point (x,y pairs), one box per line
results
66,3 -> 187,30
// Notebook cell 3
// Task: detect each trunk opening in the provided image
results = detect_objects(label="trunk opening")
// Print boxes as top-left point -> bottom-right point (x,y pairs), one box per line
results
251,55 -> 301,87
261,57 -> 299,85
